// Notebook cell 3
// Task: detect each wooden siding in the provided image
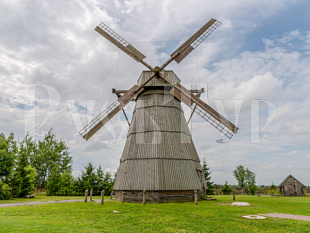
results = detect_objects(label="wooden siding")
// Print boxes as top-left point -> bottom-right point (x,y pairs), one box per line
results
114,72 -> 205,191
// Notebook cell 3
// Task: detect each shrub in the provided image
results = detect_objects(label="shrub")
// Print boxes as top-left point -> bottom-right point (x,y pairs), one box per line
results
0,182 -> 12,200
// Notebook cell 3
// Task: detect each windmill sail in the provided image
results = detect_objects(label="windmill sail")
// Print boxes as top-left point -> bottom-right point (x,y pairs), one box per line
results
170,19 -> 221,64
95,23 -> 154,71
170,83 -> 238,139
79,85 -> 143,140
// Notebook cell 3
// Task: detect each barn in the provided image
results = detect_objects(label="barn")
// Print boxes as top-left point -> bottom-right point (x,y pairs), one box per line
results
278,175 -> 305,196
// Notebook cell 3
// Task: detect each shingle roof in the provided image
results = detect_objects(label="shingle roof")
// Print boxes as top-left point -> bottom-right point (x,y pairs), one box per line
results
278,174 -> 306,188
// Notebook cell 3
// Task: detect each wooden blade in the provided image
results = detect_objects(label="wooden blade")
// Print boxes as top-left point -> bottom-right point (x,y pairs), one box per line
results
170,83 -> 238,139
95,23 -> 153,71
170,19 -> 221,64
79,85 -> 143,140
79,73 -> 157,140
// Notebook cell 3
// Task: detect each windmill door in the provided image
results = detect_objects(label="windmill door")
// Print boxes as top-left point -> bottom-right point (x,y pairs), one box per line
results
288,183 -> 297,196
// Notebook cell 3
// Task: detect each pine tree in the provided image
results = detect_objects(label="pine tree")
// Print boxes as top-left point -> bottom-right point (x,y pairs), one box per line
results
201,158 -> 214,195
222,181 -> 232,195
12,140 -> 37,197
47,166 -> 61,196
81,162 -> 97,191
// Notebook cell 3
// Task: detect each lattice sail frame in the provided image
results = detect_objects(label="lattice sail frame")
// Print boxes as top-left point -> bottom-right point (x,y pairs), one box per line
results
192,105 -> 235,139
79,100 -> 120,140
170,19 -> 221,64
95,23 -> 146,62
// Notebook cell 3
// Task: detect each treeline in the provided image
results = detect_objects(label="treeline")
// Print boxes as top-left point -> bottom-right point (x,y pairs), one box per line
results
0,131 -> 115,200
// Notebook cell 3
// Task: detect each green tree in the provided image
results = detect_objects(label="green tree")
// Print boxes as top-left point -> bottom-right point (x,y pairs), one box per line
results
10,134 -> 37,197
233,165 -> 246,194
222,181 -> 232,195
58,170 -> 74,196
245,168 -> 257,195
30,130 -> 72,190
0,133 -> 17,182
46,166 -> 61,196
81,162 -> 97,192
201,158 -> 214,195
0,182 -> 12,200
96,165 -> 105,195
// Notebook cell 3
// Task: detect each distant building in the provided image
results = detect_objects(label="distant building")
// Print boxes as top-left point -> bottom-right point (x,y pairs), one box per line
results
278,175 -> 305,196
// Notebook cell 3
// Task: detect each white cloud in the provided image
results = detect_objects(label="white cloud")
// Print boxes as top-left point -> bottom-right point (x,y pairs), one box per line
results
0,0 -> 309,185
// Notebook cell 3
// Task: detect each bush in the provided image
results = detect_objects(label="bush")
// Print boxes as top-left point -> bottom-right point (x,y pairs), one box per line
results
0,182 -> 12,200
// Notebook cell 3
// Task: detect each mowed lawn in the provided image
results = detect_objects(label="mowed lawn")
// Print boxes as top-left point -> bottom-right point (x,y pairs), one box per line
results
0,195 -> 310,232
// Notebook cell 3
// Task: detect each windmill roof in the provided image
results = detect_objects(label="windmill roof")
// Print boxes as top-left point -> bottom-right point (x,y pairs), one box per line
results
137,70 -> 180,87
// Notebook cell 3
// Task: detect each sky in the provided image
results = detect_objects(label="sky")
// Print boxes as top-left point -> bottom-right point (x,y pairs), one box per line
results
0,0 -> 309,186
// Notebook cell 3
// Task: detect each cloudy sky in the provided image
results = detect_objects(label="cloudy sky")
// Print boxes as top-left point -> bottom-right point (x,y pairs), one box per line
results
1,0 -> 309,185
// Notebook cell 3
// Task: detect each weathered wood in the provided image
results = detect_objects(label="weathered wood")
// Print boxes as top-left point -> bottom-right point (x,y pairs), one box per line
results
171,83 -> 238,134
84,190 -> 88,203
278,175 -> 306,196
90,189 -> 93,202
110,190 -> 114,200
194,190 -> 198,205
25,195 -> 35,199
101,190 -> 105,205
143,190 -> 146,205
95,24 -> 146,62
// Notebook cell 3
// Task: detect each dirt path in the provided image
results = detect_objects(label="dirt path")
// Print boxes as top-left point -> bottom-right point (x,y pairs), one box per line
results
0,199 -> 110,208
263,213 -> 310,221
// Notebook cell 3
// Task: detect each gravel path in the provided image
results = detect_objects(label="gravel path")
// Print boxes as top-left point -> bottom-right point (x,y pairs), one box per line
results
0,200 -> 84,208
0,199 -> 110,208
262,213 -> 310,221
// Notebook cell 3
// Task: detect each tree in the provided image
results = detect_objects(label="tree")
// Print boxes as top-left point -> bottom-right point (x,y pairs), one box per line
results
30,130 -> 72,190
201,158 -> 214,195
245,168 -> 257,195
0,182 -> 12,200
58,170 -> 74,196
233,165 -> 246,194
0,133 -> 17,182
96,165 -> 107,195
46,166 -> 61,196
222,181 -> 232,195
81,162 -> 97,192
11,134 -> 37,197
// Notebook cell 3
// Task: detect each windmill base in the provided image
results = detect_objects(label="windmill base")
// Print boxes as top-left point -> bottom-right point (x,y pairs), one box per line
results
115,190 -> 207,203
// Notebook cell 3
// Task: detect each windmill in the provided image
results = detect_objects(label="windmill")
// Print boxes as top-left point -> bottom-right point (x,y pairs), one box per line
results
79,19 -> 239,203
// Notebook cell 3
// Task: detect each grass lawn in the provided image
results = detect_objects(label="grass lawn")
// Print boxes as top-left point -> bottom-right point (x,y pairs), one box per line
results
0,195 -> 309,232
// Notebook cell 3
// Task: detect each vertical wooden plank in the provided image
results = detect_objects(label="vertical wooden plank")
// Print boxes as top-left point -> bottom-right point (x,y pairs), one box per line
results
233,191 -> 235,201
143,190 -> 146,205
194,190 -> 198,205
90,189 -> 93,202
84,190 -> 88,203
110,190 -> 114,200
101,190 -> 105,205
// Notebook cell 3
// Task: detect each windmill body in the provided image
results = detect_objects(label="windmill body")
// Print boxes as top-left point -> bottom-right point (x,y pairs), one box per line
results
79,19 -> 239,203
114,71 -> 206,202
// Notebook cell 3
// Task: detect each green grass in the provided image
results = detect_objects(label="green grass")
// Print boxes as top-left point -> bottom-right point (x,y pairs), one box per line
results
0,195 -> 310,232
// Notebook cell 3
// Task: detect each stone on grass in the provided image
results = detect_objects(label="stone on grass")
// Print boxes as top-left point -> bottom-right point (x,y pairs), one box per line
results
242,215 -> 266,220
232,202 -> 250,206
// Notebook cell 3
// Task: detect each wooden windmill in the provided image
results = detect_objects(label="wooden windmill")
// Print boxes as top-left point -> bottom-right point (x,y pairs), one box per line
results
79,19 -> 239,203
